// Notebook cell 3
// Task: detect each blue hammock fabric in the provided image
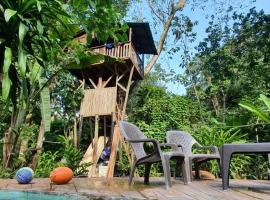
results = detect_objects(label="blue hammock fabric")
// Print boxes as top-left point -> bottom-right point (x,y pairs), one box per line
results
15,167 -> 34,184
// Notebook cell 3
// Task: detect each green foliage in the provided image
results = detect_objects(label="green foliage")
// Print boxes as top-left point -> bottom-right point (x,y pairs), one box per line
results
19,124 -> 39,145
0,0 -> 69,106
67,0 -> 127,43
0,96 -> 10,140
2,47 -> 12,101
240,94 -> 270,124
58,136 -> 91,176
116,146 -> 131,177
247,156 -> 269,180
0,164 -> 14,178
129,76 -> 202,143
35,151 -> 61,178
190,124 -> 249,178
182,9 -> 270,123
192,125 -> 247,147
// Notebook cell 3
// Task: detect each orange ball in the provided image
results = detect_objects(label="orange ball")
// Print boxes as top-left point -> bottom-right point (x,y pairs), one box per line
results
50,167 -> 73,185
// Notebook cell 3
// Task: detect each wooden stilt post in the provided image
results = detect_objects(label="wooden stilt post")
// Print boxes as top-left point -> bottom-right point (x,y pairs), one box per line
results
122,66 -> 134,117
89,117 -> 93,148
106,124 -> 120,179
77,78 -> 85,148
78,115 -> 83,148
110,112 -> 114,145
104,116 -> 106,148
91,115 -> 99,177
73,117 -> 78,148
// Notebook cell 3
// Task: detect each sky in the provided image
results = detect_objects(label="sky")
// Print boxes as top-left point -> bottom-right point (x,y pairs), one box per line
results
127,0 -> 270,95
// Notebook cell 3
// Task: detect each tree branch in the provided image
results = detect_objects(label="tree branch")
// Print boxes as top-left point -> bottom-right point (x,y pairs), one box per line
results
175,0 -> 186,10
147,0 -> 165,24
145,0 -> 186,75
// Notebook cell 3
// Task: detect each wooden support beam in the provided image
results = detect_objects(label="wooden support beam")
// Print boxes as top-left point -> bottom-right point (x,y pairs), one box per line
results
117,70 -> 128,82
78,79 -> 85,89
89,78 -> 97,89
106,123 -> 120,180
129,28 -> 132,43
122,66 -> 134,118
97,77 -> 103,88
117,83 -> 127,92
103,76 -> 113,88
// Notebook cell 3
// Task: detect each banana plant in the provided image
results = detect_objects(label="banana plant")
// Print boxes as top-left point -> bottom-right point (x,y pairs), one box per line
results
0,0 -> 69,167
239,94 -> 270,124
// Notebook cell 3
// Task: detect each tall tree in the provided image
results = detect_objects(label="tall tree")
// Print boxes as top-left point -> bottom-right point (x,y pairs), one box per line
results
182,9 -> 270,123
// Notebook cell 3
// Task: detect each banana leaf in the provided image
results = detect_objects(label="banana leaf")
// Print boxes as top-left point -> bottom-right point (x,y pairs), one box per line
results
39,78 -> 51,132
239,102 -> 270,124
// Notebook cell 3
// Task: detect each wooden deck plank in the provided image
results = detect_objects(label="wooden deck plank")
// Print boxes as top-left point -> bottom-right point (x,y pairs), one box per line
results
171,185 -> 214,200
121,191 -> 146,199
190,180 -> 255,200
152,187 -> 195,200
236,189 -> 270,200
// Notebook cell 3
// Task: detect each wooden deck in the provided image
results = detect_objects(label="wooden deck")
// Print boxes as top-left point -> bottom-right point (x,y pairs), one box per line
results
0,177 -> 269,199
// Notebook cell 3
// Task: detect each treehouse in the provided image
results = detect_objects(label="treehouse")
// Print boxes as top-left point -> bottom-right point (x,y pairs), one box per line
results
69,22 -> 157,178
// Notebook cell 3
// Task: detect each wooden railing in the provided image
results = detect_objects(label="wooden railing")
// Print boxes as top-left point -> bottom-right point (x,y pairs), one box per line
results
91,42 -> 144,75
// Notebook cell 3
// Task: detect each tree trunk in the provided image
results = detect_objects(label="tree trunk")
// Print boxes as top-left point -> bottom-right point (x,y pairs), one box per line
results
31,120 -> 45,169
221,90 -> 227,123
211,95 -> 220,118
18,112 -> 33,163
18,140 -> 28,163
2,127 -> 13,168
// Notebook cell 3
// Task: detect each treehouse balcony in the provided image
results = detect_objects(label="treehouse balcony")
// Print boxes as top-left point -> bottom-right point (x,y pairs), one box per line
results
91,41 -> 144,78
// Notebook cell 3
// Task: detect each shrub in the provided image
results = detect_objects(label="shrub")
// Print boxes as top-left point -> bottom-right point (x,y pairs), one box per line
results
58,136 -> 91,176
190,124 -> 250,178
35,151 -> 61,178
0,164 -> 14,178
